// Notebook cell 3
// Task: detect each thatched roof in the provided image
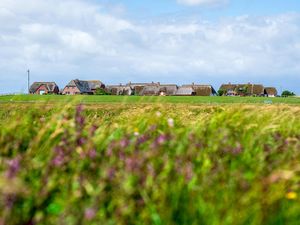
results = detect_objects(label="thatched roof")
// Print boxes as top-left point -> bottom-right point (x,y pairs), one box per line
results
264,87 -> 278,96
140,85 -> 160,96
220,83 -> 264,96
29,82 -> 58,93
181,84 -> 216,96
87,80 -> 105,90
176,87 -> 195,96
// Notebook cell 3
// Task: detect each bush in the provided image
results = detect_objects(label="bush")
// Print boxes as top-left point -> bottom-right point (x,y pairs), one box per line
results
281,90 -> 296,97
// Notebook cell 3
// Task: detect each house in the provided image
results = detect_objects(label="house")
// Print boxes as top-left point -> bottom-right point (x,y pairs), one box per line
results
127,82 -> 160,96
264,87 -> 278,97
182,84 -> 216,96
139,83 -> 178,96
219,83 -> 237,96
106,84 -> 134,95
159,84 -> 178,96
175,87 -> 196,96
219,83 -> 264,96
88,80 -> 105,94
29,82 -> 59,95
62,79 -> 93,95
62,79 -> 105,95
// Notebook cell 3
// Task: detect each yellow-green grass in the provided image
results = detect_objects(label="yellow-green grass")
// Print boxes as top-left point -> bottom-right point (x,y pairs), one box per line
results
0,94 -> 300,104
0,103 -> 299,225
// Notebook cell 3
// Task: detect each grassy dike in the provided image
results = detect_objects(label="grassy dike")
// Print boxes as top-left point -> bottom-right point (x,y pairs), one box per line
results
0,103 -> 299,225
0,94 -> 300,104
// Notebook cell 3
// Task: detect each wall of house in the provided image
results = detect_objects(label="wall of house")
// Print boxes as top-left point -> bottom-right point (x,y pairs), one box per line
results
62,86 -> 80,95
35,85 -> 48,95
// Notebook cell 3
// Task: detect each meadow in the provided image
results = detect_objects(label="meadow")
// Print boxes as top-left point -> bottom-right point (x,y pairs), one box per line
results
1,94 -> 300,104
0,98 -> 300,225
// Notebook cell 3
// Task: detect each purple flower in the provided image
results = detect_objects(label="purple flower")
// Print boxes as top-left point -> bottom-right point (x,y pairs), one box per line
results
84,208 -> 96,220
89,125 -> 98,136
137,135 -> 148,145
6,157 -> 20,179
120,138 -> 130,148
232,143 -> 243,155
88,149 -> 97,159
4,194 -> 16,209
157,134 -> 168,145
52,155 -> 65,167
125,157 -> 139,172
107,167 -> 116,180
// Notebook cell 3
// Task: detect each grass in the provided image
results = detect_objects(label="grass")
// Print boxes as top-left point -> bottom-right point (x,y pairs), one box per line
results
0,94 -> 300,104
0,102 -> 300,225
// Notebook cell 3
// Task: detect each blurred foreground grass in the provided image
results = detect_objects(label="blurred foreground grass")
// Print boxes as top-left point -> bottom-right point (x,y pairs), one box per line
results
0,102 -> 300,225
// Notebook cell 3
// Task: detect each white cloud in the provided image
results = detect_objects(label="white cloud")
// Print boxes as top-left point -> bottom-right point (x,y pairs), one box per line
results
0,0 -> 299,93
177,0 -> 227,6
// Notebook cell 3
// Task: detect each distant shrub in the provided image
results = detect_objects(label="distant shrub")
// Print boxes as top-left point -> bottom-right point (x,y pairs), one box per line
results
95,88 -> 110,95
281,90 -> 296,97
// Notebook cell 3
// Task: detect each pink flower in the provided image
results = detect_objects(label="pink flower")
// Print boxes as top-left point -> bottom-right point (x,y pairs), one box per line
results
85,208 -> 96,220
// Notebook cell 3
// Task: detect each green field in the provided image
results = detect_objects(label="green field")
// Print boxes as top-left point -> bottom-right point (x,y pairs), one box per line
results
0,94 -> 300,104
0,100 -> 300,225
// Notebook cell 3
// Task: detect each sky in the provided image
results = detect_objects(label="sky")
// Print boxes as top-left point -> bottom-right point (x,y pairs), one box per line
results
0,0 -> 300,94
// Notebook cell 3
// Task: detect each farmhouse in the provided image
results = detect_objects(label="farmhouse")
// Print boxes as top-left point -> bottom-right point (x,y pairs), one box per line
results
182,84 -> 217,96
106,84 -> 133,95
29,82 -> 59,95
139,83 -> 178,96
88,80 -> 106,94
219,83 -> 264,96
126,82 -> 161,96
175,87 -> 195,96
264,87 -> 278,97
62,79 -> 105,95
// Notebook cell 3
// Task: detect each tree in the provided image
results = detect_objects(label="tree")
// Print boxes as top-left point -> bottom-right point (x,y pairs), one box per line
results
95,88 -> 110,95
218,89 -> 225,96
281,90 -> 296,97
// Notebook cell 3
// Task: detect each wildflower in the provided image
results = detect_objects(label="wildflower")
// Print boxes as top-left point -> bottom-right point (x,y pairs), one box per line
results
89,125 -> 98,136
88,149 -> 97,159
167,118 -> 174,127
107,167 -> 116,180
286,191 -> 297,200
85,208 -> 96,220
6,157 -> 20,179
120,138 -> 130,148
157,134 -> 168,145
156,111 -> 162,117
137,135 -> 148,145
134,128 -> 139,136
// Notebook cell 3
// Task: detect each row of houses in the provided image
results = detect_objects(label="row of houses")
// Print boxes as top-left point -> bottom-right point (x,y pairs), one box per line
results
29,79 -> 278,97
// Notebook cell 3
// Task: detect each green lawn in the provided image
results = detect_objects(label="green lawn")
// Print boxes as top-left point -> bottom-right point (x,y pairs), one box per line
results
0,94 -> 299,104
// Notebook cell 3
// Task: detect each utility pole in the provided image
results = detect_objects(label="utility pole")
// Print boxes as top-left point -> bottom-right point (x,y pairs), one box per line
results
27,69 -> 30,94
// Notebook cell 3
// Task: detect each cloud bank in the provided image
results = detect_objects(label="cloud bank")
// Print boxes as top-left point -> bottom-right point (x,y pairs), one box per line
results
0,0 -> 299,93
177,0 -> 227,6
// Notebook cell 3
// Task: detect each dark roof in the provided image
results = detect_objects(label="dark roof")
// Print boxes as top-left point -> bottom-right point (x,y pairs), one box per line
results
87,80 -> 105,90
29,82 -> 58,93
65,79 -> 92,93
264,87 -> 278,96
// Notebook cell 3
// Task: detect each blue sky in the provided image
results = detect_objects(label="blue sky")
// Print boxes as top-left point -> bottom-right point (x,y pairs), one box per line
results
0,0 -> 300,94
